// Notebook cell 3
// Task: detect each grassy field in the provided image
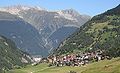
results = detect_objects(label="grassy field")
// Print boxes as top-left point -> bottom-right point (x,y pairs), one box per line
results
7,57 -> 120,73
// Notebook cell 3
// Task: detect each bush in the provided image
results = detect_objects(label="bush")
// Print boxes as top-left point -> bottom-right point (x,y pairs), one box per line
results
69,71 -> 77,73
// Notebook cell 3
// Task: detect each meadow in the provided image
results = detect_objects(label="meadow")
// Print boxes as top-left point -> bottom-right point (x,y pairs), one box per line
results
7,57 -> 120,73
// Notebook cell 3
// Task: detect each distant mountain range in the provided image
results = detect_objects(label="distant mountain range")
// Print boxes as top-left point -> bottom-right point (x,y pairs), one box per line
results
54,4 -> 120,57
0,35 -> 32,72
0,5 -> 90,56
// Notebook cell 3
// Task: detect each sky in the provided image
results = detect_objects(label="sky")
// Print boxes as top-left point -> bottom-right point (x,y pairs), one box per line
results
0,0 -> 120,16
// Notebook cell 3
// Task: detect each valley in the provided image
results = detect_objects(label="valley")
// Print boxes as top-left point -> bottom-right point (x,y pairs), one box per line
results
0,1 -> 119,73
0,5 -> 90,56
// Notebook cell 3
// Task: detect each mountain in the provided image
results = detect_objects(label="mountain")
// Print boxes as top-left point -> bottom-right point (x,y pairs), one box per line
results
0,35 -> 32,72
0,5 -> 90,56
54,4 -> 120,57
0,11 -> 49,56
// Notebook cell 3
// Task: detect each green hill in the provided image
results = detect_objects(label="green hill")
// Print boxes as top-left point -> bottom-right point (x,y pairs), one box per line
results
0,36 -> 32,72
7,57 -> 120,73
53,4 -> 120,57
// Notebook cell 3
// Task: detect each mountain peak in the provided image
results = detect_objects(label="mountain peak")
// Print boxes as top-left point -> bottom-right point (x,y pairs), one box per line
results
4,5 -> 45,10
60,9 -> 80,17
0,5 -> 45,15
55,9 -> 82,21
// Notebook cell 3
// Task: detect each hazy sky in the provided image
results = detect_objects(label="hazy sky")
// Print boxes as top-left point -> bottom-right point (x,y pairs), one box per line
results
0,0 -> 120,16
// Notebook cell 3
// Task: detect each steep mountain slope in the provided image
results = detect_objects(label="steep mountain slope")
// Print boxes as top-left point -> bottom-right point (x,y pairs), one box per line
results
0,5 -> 90,56
9,5 -> 90,52
54,4 -> 120,57
0,11 -> 49,56
0,35 -> 32,72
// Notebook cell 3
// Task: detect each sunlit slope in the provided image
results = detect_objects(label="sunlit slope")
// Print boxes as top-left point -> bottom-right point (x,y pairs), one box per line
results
54,4 -> 120,57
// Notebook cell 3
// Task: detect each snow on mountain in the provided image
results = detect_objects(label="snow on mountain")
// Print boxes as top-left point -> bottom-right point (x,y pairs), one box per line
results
57,10 -> 77,21
0,5 -> 44,15
0,5 -> 91,56
0,5 -> 86,22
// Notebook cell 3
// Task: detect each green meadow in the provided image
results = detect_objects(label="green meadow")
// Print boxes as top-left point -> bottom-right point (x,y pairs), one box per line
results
7,57 -> 120,73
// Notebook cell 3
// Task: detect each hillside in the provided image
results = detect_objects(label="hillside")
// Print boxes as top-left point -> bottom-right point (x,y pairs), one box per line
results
0,5 -> 90,56
7,57 -> 120,73
0,35 -> 32,72
54,4 -> 120,57
0,11 -> 49,56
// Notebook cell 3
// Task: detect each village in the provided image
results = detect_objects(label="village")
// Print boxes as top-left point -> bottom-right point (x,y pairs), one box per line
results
32,50 -> 112,67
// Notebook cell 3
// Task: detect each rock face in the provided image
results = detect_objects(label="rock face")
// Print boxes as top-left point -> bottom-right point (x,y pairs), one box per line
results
0,5 -> 91,56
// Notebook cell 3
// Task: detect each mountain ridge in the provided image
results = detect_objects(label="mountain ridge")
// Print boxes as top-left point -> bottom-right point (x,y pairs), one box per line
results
0,5 -> 91,56
54,4 -> 120,57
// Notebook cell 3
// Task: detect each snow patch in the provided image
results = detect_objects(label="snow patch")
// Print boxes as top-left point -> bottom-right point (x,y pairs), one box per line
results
57,11 -> 78,21
0,5 -> 44,15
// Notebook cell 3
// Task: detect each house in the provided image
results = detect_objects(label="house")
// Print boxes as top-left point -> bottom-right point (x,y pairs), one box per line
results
32,55 -> 42,66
